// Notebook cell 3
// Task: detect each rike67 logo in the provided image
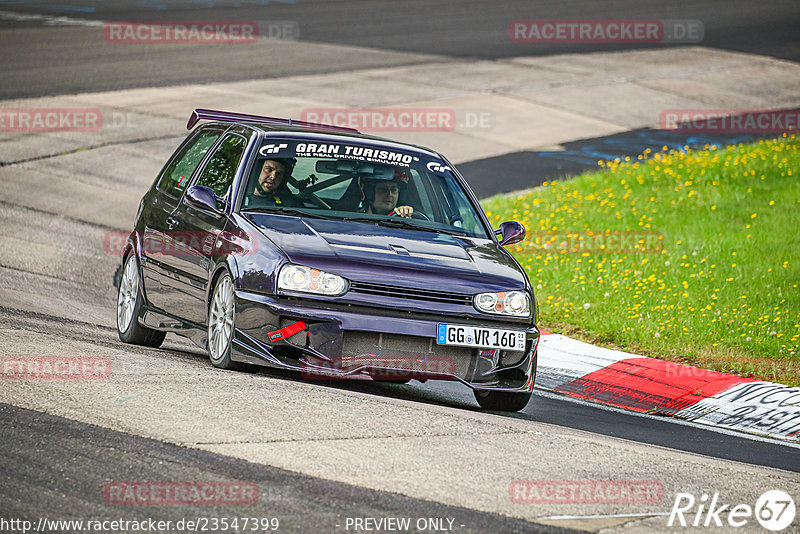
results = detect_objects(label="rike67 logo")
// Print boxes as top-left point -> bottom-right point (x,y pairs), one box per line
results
668,490 -> 796,531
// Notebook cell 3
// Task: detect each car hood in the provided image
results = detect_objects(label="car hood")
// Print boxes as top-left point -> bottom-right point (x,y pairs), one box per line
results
246,214 -> 527,293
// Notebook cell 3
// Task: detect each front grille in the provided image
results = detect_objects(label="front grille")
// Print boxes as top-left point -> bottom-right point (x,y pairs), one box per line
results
348,281 -> 473,306
341,332 -> 474,379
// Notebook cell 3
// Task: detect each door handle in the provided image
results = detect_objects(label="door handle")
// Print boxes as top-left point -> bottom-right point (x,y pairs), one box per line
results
167,216 -> 179,229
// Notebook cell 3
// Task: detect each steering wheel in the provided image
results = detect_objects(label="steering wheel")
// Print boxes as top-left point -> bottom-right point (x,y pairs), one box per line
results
410,211 -> 430,221
298,191 -> 331,210
389,208 -> 430,221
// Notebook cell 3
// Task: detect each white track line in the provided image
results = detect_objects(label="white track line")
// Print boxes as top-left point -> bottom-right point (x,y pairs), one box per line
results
0,10 -> 104,27
539,512 -> 671,520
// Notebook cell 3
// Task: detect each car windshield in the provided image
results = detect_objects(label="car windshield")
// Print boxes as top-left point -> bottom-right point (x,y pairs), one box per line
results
239,139 -> 489,238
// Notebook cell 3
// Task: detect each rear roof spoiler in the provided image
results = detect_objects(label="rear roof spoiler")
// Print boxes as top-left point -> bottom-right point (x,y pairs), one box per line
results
186,108 -> 360,133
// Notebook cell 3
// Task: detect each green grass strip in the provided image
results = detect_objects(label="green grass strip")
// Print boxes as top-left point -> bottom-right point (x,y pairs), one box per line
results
481,134 -> 799,386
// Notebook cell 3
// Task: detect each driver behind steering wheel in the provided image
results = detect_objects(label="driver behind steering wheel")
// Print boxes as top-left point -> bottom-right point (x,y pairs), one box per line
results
360,169 -> 414,218
246,157 -> 302,208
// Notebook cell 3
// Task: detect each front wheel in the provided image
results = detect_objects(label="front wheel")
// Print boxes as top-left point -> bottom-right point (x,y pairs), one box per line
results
116,254 -> 166,348
474,389 -> 532,412
207,272 -> 248,371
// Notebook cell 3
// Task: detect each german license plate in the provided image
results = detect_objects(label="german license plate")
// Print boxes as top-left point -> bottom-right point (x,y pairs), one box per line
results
437,324 -> 526,351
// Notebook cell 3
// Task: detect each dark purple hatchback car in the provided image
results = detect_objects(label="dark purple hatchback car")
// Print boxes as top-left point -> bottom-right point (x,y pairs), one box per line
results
116,109 -> 540,411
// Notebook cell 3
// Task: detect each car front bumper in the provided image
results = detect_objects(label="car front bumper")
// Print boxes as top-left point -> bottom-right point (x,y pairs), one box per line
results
231,290 -> 540,392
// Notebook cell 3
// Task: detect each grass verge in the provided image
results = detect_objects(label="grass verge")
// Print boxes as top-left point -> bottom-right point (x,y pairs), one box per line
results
481,134 -> 800,386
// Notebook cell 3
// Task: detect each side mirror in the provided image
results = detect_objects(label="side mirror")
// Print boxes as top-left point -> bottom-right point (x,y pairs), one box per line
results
184,185 -> 222,214
496,221 -> 525,246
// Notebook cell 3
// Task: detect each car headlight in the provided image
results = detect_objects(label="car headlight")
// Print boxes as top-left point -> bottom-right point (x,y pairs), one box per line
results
473,291 -> 530,317
278,264 -> 348,296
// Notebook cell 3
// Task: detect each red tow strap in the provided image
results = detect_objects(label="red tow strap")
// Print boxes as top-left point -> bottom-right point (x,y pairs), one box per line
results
267,321 -> 307,342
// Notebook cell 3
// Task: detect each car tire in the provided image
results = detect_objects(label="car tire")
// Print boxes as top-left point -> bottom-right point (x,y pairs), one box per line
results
473,389 -> 532,412
207,271 -> 248,371
116,254 -> 166,348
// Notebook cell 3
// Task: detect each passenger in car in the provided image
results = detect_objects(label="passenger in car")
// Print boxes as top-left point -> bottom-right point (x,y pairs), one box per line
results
247,158 -> 301,207
361,171 -> 415,218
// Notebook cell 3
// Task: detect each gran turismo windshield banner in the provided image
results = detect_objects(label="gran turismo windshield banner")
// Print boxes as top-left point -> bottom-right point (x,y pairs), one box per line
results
259,140 -> 422,168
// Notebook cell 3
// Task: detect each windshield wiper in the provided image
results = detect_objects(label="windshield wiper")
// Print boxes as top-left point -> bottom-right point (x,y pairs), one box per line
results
346,216 -> 465,235
242,207 -> 334,219
243,209 -> 468,235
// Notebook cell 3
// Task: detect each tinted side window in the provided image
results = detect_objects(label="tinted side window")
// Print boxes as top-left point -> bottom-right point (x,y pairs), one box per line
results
158,128 -> 222,197
195,134 -> 248,198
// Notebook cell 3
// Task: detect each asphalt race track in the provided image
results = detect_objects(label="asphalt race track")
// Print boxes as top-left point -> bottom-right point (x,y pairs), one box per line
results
0,402 -> 571,534
1,0 -> 799,98
1,2 -> 799,533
